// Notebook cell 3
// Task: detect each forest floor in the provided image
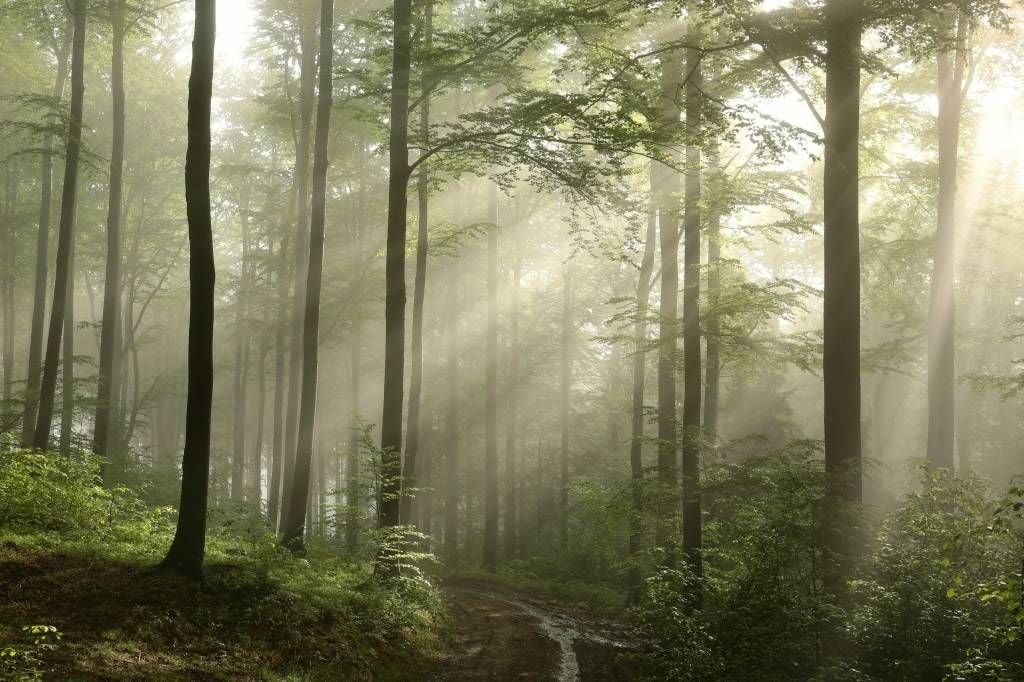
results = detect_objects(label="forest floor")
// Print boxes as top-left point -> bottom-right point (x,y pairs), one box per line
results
439,578 -> 637,681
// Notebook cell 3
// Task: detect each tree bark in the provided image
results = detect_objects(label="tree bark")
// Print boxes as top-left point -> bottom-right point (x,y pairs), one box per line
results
282,4 -> 317,515
281,0 -> 333,551
23,27 -> 71,446
483,184 -> 499,571
654,51 -> 681,556
32,0 -> 86,451
160,0 -> 216,578
400,0 -> 432,527
378,0 -> 412,540
822,0 -> 862,505
94,0 -> 125,464
681,39 -> 703,592
927,10 -> 965,473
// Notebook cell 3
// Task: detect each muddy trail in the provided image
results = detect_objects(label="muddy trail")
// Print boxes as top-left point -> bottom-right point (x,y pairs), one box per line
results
439,580 -> 637,681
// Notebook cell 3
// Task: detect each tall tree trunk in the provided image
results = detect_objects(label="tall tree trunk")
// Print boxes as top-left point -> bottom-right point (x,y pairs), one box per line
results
378,0 -> 412,540
927,10 -> 965,473
32,0 -> 86,451
281,0 -> 333,551
400,0 -> 432,528
654,52 -> 681,556
23,29 -> 71,445
627,169 -> 658,603
483,184 -> 499,571
269,235 -> 289,526
681,39 -> 703,593
822,0 -> 863,505
283,5 -> 317,513
504,221 -> 521,561
59,239 -> 75,455
444,256 -> 459,565
232,199 -> 250,500
94,0 -> 125,463
559,225 -> 573,551
703,142 -> 721,447
160,0 -> 215,578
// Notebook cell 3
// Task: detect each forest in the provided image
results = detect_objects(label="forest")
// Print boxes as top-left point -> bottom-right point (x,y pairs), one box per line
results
1,0 -> 1024,678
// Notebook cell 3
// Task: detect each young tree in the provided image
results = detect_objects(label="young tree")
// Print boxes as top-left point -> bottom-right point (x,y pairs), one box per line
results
281,0 -> 334,552
160,0 -> 216,578
31,0 -> 86,451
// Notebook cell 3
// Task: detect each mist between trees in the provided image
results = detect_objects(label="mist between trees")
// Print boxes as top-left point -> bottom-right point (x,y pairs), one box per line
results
2,0 -> 1024,679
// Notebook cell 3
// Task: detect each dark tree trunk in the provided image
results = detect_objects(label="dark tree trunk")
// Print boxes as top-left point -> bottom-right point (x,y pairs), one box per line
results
483,184 -> 499,571
269,234 -> 289,526
444,257 -> 460,566
504,221 -> 521,561
23,29 -> 71,445
282,7 -> 317,514
822,0 -> 862,504
654,53 -> 681,555
681,40 -> 703,592
627,169 -> 658,603
32,0 -> 86,451
378,0 -> 412,539
281,0 -> 333,551
160,0 -> 215,578
400,0 -> 433,528
927,11 -> 965,473
94,0 -> 125,463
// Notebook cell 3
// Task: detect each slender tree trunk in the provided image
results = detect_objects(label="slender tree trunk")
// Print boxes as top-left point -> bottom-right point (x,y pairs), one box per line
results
3,171 -> 17,413
378,0 -> 412,540
283,6 -> 317,513
23,30 -> 71,445
232,199 -> 251,500
559,226 -> 573,551
927,11 -> 965,473
822,0 -> 863,505
94,0 -> 125,463
703,142 -> 721,447
483,184 -> 499,571
160,0 -> 215,578
59,239 -> 75,455
32,0 -> 86,451
627,169 -> 658,603
444,257 -> 460,566
400,0 -> 433,528
681,39 -> 703,592
654,52 -> 681,556
504,223 -> 521,561
269,235 -> 289,525
252,338 -> 268,505
281,0 -> 333,551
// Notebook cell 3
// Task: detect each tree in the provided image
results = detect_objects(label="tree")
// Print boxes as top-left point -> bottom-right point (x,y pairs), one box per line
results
822,0 -> 863,505
93,0 -> 126,464
378,0 -> 412,544
281,0 -> 334,552
160,0 -> 216,578
927,7 -> 967,473
31,0 -> 86,451
21,11 -> 71,446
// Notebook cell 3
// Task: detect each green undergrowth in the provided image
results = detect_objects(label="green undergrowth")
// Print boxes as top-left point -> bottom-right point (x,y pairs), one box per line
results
0,448 -> 446,680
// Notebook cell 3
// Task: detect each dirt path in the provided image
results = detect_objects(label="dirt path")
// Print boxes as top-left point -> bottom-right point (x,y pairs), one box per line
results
440,582 -> 636,681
